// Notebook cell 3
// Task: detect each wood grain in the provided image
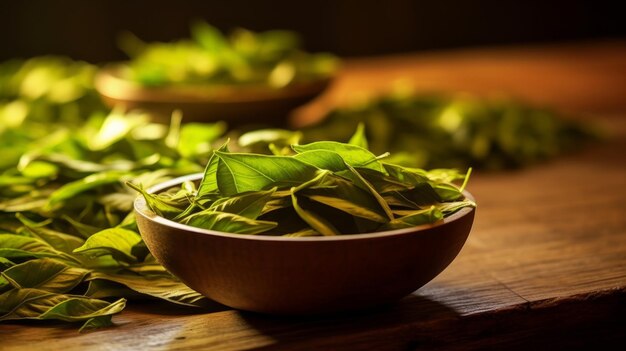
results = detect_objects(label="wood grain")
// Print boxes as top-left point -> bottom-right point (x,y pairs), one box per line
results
2,41 -> 626,350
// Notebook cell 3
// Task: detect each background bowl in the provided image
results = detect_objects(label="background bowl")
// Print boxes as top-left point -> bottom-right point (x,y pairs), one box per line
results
95,64 -> 333,126
134,173 -> 476,314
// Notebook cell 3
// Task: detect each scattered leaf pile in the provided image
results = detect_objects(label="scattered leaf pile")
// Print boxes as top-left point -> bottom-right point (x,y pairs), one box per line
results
1,58 -> 228,330
132,127 -> 475,236
0,56 -> 102,126
119,21 -> 338,88
303,88 -> 602,169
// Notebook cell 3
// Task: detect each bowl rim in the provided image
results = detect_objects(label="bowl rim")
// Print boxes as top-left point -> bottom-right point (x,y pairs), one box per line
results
134,173 -> 475,242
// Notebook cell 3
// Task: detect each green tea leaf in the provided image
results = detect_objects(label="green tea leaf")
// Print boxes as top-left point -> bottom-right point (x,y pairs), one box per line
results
47,171 -> 127,209
298,172 -> 388,223
1,258 -> 88,293
88,109 -> 148,150
98,191 -> 137,213
0,192 -> 50,212
380,206 -> 444,230
425,168 -> 467,183
238,129 -> 302,153
348,122 -> 369,149
0,288 -> 125,323
39,296 -> 126,322
79,315 -> 114,332
21,154 -> 111,173
85,279 -> 143,300
0,289 -> 67,320
20,160 -> 58,179
0,257 -> 15,270
0,278 -> 9,293
433,183 -> 463,202
383,191 -> 421,209
191,20 -> 228,53
0,175 -> 35,187
88,272 -> 208,307
356,167 -> 412,193
293,149 -> 348,172
215,151 -> 319,196
283,228 -> 320,237
291,186 -> 340,236
293,141 -> 385,173
0,234 -> 71,261
73,228 -> 142,263
177,122 -> 226,157
209,188 -> 276,219
196,142 -> 229,198
126,181 -> 186,219
383,163 -> 429,185
258,190 -> 292,215
436,199 -> 476,215
182,210 -> 277,234
62,215 -> 103,238
403,182 -> 444,206
304,91 -> 599,170
17,214 -> 85,254
339,164 -> 394,221
125,259 -> 169,276
304,194 -> 388,223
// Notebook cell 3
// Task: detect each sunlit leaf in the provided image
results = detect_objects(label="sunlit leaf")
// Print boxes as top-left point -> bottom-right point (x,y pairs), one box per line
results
0,288 -> 125,325
88,272 -> 208,307
348,122 -> 369,149
214,151 -> 318,196
0,234 -> 75,262
209,187 -> 276,219
293,141 -> 385,173
182,210 -> 277,234
47,171 -> 128,209
1,258 -> 88,293
73,228 -> 142,263
380,206 -> 444,230
17,213 -> 85,253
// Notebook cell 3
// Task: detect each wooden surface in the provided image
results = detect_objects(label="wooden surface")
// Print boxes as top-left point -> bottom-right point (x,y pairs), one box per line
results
293,40 -> 626,126
3,41 -> 626,350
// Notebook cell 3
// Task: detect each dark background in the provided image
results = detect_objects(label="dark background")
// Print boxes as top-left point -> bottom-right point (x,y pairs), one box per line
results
1,0 -> 624,63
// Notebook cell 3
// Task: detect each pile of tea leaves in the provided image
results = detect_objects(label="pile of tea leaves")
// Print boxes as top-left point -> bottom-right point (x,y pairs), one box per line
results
0,58 -> 231,331
302,88 -> 602,169
119,21 -> 338,88
131,126 -> 475,236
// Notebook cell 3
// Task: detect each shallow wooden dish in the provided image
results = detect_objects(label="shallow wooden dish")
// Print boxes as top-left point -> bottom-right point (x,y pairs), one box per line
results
134,173 -> 476,314
95,64 -> 333,126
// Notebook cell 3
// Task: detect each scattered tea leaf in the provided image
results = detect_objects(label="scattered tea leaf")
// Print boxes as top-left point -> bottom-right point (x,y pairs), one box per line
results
73,228 -> 142,263
88,272 -> 208,307
0,288 -> 126,331
1,258 -> 88,293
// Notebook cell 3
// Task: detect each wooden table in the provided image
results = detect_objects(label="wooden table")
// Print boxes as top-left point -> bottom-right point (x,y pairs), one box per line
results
3,41 -> 626,350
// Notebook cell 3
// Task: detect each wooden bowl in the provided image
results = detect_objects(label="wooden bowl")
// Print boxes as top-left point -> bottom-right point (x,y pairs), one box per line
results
134,173 -> 476,314
94,64 -> 333,126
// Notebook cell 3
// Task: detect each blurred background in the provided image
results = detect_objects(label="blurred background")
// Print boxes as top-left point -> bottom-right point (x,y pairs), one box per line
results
1,0 -> 624,62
